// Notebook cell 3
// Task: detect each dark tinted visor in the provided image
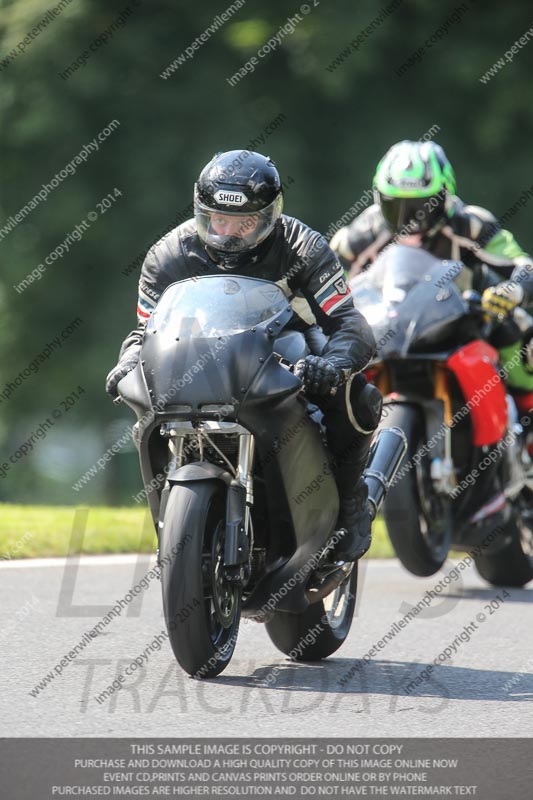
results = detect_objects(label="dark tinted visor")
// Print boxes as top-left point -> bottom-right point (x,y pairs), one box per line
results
379,191 -> 446,234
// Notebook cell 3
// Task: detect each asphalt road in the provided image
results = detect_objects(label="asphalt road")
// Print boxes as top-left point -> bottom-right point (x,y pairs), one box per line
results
1,554 -> 532,737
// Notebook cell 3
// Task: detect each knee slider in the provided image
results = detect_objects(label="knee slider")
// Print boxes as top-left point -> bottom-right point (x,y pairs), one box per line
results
350,376 -> 383,433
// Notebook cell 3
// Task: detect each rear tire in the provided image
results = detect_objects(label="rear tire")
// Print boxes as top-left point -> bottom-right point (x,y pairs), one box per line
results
159,480 -> 241,679
381,404 -> 451,577
265,566 -> 357,661
474,502 -> 533,587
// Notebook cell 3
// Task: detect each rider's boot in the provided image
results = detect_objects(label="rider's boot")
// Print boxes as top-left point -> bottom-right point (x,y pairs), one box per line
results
332,433 -> 373,562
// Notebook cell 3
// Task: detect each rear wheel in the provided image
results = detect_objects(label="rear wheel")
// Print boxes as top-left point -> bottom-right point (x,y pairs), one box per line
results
474,494 -> 533,587
160,480 -> 241,678
265,565 -> 357,661
381,404 -> 451,576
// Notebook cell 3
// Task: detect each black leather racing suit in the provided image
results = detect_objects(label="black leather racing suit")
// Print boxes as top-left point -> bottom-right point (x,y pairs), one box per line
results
114,214 -> 382,515
331,197 -> 533,394
331,197 -> 533,303
331,198 -> 533,507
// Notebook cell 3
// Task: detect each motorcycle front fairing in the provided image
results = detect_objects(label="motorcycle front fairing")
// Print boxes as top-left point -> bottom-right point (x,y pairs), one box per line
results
350,246 -> 468,358
350,246 -> 471,488
118,276 -> 339,608
141,276 -> 294,412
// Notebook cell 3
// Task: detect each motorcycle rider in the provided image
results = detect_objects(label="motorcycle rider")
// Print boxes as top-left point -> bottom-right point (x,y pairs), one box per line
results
330,140 -> 533,409
106,150 -> 382,561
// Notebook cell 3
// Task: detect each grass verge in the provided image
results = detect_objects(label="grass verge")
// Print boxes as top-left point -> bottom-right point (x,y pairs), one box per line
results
0,504 -> 157,559
0,503 -> 396,559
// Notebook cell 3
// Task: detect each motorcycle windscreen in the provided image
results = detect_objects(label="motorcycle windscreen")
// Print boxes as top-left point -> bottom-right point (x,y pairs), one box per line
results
140,275 -> 291,409
350,245 -> 467,357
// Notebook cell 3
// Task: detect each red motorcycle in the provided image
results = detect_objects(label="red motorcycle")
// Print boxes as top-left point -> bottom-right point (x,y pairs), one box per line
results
350,245 -> 533,585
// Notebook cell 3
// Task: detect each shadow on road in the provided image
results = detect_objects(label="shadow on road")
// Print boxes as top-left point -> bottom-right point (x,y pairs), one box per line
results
443,587 -> 533,603
212,658 -> 533,703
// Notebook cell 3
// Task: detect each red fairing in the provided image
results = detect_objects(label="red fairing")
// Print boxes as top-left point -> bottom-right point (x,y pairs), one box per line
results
446,341 -> 507,446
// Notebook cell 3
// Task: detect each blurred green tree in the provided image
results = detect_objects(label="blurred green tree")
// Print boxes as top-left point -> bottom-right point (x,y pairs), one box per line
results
1,0 -> 532,503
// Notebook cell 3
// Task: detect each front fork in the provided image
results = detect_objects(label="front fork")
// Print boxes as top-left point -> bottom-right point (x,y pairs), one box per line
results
164,422 -> 255,582
224,433 -> 255,582
375,362 -> 456,496
432,364 -> 455,495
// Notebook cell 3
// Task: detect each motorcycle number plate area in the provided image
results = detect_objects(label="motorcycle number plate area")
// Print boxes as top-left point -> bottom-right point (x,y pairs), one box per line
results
446,340 -> 507,446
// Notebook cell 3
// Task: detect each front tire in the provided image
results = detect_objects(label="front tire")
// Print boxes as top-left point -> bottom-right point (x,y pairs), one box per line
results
381,404 -> 451,576
159,480 -> 241,678
265,566 -> 357,661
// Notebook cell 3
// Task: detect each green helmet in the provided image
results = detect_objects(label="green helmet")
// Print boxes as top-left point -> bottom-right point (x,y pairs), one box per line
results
373,140 -> 456,235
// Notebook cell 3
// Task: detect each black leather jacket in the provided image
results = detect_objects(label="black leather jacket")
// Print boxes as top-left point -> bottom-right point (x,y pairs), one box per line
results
118,214 -> 376,373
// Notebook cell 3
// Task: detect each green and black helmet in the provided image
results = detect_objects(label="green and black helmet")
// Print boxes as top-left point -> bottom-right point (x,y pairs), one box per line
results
373,140 -> 456,235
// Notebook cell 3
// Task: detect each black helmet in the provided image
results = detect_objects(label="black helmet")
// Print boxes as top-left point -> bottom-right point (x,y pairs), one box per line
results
373,140 -> 456,236
194,150 -> 283,260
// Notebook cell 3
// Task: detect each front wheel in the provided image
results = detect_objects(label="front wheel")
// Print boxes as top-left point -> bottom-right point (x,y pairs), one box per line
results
265,565 -> 358,661
159,480 -> 241,678
381,404 -> 452,576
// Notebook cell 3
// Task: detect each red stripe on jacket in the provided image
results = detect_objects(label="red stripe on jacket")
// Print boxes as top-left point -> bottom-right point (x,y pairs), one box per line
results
321,291 -> 350,314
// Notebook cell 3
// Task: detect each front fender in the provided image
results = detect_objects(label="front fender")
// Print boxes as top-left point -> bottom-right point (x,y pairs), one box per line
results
381,396 -> 445,462
167,462 -> 233,484
157,463 -> 233,540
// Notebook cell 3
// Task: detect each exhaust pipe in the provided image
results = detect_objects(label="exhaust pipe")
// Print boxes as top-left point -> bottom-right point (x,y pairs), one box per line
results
364,427 -> 407,520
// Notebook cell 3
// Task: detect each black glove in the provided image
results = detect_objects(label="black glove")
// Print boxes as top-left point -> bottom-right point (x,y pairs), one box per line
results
105,352 -> 140,398
294,355 -> 346,395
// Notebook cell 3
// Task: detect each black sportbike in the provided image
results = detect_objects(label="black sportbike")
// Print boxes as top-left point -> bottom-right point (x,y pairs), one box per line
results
117,275 -> 406,678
